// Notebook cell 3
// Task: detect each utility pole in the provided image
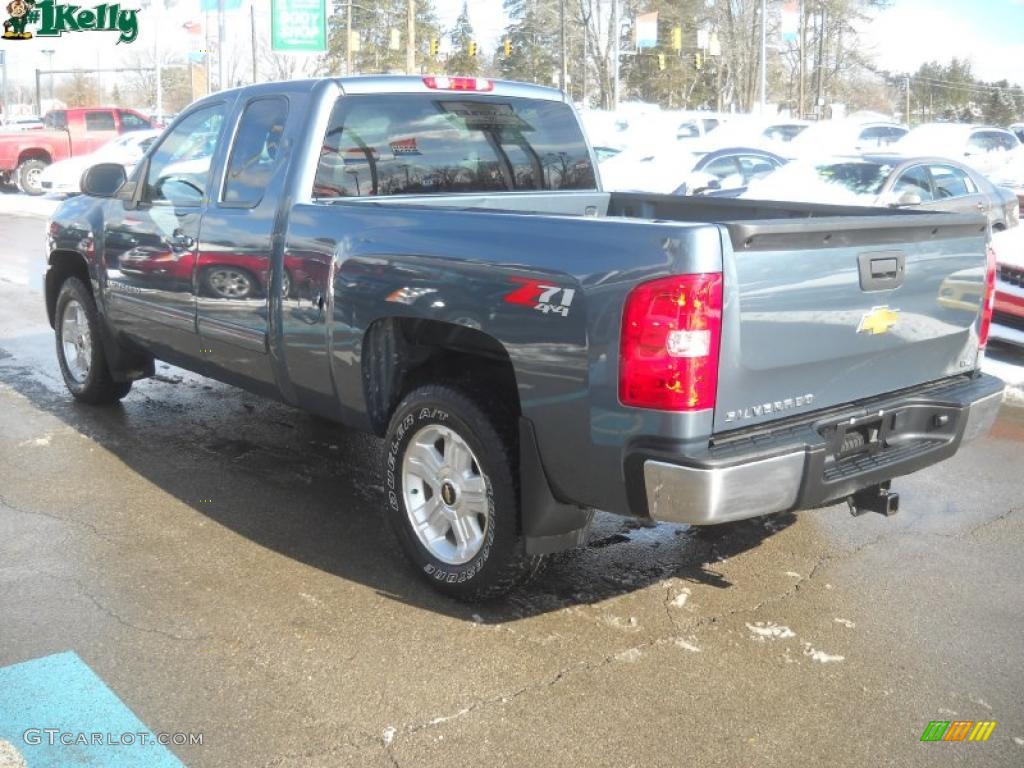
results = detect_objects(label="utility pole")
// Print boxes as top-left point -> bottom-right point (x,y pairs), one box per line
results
346,0 -> 353,74
405,0 -> 415,74
155,2 -> 162,116
905,74 -> 911,126
217,0 -> 226,91
798,0 -> 806,118
559,0 -> 567,93
250,3 -> 257,83
759,0 -> 767,114
815,3 -> 826,117
611,0 -> 619,109
581,16 -> 588,107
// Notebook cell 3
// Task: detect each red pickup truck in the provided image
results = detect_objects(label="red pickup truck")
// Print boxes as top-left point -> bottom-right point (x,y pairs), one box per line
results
0,107 -> 152,195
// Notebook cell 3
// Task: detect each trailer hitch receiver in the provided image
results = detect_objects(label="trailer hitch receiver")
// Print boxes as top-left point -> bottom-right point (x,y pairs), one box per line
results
848,481 -> 900,517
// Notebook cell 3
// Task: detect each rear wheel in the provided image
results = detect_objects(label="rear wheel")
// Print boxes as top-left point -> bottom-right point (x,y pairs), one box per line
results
16,158 -> 47,196
384,384 -> 543,600
54,277 -> 132,404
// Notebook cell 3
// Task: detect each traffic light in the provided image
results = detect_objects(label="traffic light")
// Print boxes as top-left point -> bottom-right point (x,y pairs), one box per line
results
429,38 -> 439,56
694,51 -> 704,70
670,26 -> 682,52
468,41 -> 478,57
503,38 -> 512,57
658,53 -> 666,71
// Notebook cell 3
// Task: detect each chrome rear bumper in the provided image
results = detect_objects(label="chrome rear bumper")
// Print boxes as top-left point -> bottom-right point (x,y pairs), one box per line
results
643,375 -> 1005,525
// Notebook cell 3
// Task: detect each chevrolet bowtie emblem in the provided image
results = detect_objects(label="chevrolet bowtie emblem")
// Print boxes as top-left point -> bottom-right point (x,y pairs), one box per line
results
857,306 -> 900,335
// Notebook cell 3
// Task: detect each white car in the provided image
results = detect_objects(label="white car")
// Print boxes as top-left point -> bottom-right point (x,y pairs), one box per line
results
599,144 -> 785,195
892,124 -> 1021,175
785,119 -> 907,157
39,130 -> 161,195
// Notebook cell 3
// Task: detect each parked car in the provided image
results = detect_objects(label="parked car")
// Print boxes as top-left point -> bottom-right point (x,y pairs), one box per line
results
1,116 -> 44,132
745,155 -> 1019,230
39,129 -> 161,195
988,152 -> 1024,208
1010,123 -> 1024,143
990,226 -> 1024,348
0,107 -> 153,195
600,145 -> 786,195
786,119 -> 907,156
892,123 -> 1021,175
45,76 -> 1002,600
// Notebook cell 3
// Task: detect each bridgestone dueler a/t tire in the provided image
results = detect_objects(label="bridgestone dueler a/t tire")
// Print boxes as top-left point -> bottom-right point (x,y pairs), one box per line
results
384,385 -> 544,601
54,277 -> 132,405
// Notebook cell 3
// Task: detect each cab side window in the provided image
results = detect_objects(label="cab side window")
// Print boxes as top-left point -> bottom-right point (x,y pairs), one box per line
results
143,104 -> 225,207
892,166 -> 934,201
120,112 -> 150,132
85,111 -> 116,132
222,97 -> 289,207
929,165 -> 975,198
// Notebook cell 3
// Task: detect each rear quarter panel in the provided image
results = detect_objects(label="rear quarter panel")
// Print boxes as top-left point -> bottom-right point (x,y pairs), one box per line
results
283,202 -> 724,515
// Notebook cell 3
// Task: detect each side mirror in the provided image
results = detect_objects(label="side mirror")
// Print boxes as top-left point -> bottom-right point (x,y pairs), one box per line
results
685,171 -> 722,196
890,190 -> 922,207
80,162 -> 126,198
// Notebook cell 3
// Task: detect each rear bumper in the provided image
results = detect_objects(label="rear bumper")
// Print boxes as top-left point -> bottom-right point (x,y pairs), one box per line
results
640,373 -> 1005,525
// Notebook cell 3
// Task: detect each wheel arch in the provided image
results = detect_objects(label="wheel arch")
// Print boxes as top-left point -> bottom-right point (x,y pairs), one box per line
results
361,316 -> 521,438
45,249 -> 91,328
17,148 -> 53,167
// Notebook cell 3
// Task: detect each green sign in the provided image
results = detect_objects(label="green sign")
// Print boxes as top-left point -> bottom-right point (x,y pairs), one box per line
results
271,0 -> 326,53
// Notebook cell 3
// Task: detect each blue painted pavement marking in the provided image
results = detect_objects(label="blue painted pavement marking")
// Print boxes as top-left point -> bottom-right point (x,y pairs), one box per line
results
0,651 -> 185,767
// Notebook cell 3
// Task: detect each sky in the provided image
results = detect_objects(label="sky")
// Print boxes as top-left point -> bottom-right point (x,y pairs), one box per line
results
2,0 -> 1023,94
861,0 -> 1024,85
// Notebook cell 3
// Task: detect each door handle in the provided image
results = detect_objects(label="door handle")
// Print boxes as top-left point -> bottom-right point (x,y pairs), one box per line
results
165,231 -> 195,252
976,202 -> 986,210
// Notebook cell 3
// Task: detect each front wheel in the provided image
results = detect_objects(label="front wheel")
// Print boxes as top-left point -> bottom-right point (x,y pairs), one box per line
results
16,158 -> 47,196
384,385 -> 543,601
54,277 -> 132,404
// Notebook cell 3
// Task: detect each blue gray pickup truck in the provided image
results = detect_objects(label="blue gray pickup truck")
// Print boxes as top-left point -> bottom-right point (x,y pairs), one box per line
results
45,76 -> 1005,599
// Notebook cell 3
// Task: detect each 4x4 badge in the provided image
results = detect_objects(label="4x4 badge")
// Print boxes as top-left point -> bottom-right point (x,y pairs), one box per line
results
504,277 -> 575,317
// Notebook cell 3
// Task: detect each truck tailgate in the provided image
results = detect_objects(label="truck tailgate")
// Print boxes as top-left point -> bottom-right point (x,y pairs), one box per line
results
713,214 -> 989,433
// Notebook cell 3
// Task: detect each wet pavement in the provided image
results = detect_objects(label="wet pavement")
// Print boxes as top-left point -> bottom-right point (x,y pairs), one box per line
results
1,213 -> 1023,767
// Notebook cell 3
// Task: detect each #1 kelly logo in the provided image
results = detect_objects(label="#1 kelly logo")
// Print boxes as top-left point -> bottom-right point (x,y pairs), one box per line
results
2,0 -> 139,44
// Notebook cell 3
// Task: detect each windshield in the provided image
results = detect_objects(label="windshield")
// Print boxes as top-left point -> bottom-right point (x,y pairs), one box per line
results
816,161 -> 892,195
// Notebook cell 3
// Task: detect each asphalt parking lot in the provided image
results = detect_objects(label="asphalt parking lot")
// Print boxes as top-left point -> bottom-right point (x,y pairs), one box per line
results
2,209 -> 1023,767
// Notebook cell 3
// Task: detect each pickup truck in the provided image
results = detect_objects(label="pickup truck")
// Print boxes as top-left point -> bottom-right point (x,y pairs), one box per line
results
1,106 -> 152,195
45,76 -> 1005,600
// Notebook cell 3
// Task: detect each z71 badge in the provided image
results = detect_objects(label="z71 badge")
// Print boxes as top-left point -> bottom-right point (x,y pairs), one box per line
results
504,277 -> 576,317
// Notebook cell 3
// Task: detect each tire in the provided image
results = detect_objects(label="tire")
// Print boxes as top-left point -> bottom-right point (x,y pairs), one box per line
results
54,277 -> 132,405
16,158 -> 47,196
202,266 -> 256,300
384,384 -> 543,601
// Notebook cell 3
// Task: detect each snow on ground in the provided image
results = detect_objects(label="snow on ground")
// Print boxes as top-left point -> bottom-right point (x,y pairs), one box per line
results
0,190 -> 63,218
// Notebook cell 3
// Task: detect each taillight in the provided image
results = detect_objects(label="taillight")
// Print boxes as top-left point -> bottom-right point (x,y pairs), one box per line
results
979,244 -> 997,349
619,273 -> 723,411
422,76 -> 494,92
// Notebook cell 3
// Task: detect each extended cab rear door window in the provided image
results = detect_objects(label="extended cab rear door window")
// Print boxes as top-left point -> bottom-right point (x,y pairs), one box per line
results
313,94 -> 596,198
221,97 -> 289,207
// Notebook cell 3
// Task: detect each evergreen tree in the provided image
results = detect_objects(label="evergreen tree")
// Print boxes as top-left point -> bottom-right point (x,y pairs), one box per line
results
445,2 -> 480,76
322,0 -> 441,76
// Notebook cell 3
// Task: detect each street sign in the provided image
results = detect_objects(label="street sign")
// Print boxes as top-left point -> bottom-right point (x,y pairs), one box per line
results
271,0 -> 327,53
